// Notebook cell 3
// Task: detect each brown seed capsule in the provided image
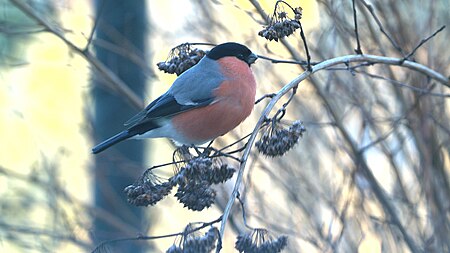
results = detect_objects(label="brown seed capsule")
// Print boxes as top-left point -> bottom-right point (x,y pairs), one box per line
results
157,44 -> 206,75
235,228 -> 288,253
256,121 -> 306,157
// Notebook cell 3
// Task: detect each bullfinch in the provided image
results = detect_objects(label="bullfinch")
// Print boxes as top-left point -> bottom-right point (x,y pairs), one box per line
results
92,42 -> 258,154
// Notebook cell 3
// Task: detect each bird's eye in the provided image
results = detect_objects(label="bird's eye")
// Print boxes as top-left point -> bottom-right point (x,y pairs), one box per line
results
237,54 -> 245,60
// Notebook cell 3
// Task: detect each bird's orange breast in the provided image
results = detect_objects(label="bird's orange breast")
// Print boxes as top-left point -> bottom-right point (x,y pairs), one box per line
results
171,57 -> 257,143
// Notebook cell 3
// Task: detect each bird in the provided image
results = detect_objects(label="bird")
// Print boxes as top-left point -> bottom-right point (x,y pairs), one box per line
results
92,42 -> 258,154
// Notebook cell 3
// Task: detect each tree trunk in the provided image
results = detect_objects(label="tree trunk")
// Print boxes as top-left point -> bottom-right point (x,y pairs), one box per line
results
91,1 -> 150,252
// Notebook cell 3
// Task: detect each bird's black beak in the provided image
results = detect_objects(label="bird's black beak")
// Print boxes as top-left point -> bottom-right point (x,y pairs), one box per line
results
247,53 -> 258,65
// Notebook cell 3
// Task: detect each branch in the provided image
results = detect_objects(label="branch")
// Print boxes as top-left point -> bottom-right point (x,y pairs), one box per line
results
402,25 -> 446,62
298,20 -> 312,70
257,54 -> 314,66
256,53 -> 448,86
352,0 -> 363,54
0,221 -> 92,250
85,0 -> 105,49
358,0 -> 405,56
218,52 -> 448,245
9,0 -> 144,109
354,70 -> 450,98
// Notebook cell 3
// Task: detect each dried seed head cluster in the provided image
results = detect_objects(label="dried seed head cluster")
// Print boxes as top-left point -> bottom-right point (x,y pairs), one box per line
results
157,44 -> 206,76
167,226 -> 219,253
124,171 -> 175,206
258,4 -> 303,42
171,157 -> 235,211
124,155 -> 235,210
235,229 -> 288,253
175,182 -> 216,212
177,157 -> 235,184
256,120 -> 306,157
293,7 -> 303,20
173,145 -> 194,169
258,20 -> 300,42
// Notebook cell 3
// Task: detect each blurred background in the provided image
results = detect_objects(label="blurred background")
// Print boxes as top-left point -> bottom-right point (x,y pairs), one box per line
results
0,0 -> 449,252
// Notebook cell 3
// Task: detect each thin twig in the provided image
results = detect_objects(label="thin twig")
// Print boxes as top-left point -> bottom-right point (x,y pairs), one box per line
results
255,93 -> 277,104
214,133 -> 252,154
352,0 -> 363,54
236,192 -> 254,229
272,0 -> 290,17
328,63 -> 450,97
204,147 -> 243,162
271,1 -> 312,69
0,24 -> 45,34
85,0 -> 105,50
143,159 -> 187,174
354,70 -> 450,98
257,54 -> 316,65
298,21 -> 312,70
0,220 -> 92,250
180,42 -> 217,47
359,127 -> 396,153
358,0 -> 405,56
402,25 -> 446,62
270,84 -> 297,122
250,0 -> 312,72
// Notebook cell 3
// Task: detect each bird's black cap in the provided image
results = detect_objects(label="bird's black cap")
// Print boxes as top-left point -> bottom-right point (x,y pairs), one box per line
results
207,42 -> 257,65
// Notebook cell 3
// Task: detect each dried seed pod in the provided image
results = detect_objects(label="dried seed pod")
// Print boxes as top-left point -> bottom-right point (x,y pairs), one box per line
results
175,182 -> 216,211
183,227 -> 219,252
294,7 -> 303,20
166,245 -> 183,253
235,228 -> 288,253
256,120 -> 306,157
124,171 -> 174,206
170,156 -> 235,211
157,44 -> 206,75
258,3 -> 303,42
166,226 -> 219,253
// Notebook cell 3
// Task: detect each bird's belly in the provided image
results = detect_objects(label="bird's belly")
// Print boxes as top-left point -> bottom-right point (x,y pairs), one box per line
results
132,122 -> 202,145
170,98 -> 252,144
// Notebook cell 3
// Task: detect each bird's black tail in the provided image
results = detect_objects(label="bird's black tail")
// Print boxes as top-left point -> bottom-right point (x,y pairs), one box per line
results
92,130 -> 134,154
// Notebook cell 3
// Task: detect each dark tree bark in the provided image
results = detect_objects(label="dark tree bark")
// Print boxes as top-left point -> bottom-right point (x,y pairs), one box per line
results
91,1 -> 150,252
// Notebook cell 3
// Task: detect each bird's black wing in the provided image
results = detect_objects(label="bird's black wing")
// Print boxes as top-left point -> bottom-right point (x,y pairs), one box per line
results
124,93 -> 214,128
124,95 -> 163,127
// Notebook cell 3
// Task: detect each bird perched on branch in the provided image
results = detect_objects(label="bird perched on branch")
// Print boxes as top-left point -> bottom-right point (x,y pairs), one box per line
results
92,42 -> 258,154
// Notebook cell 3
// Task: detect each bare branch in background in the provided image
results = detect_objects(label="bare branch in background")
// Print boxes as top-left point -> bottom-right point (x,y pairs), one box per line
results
9,0 -> 144,109
402,25 -> 446,62
358,0 -> 406,56
352,0 -> 363,54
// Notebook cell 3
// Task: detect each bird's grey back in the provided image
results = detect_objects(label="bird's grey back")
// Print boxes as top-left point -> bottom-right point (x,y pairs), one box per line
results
168,57 -> 226,105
